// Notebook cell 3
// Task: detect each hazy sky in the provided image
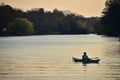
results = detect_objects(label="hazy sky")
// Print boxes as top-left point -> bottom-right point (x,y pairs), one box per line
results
0,0 -> 106,17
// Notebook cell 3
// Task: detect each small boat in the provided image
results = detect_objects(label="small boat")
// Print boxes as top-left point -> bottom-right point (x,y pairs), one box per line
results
72,57 -> 100,63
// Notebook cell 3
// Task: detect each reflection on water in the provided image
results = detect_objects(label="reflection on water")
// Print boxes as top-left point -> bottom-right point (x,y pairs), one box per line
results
0,35 -> 120,80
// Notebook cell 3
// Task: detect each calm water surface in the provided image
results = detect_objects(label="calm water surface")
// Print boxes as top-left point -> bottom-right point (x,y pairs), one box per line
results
0,34 -> 120,80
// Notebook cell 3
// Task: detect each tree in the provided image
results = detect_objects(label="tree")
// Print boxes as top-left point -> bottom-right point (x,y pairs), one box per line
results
101,0 -> 120,36
0,3 -> 90,35
8,18 -> 34,35
0,3 -> 16,34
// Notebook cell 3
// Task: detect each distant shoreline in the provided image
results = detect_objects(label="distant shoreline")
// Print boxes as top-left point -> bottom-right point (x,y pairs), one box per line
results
0,33 -> 119,38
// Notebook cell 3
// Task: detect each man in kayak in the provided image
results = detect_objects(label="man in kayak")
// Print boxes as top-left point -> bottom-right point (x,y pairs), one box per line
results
82,52 -> 89,62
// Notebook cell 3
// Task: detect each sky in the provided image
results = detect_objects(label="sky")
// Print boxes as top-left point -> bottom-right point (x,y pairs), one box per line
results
0,0 -> 106,17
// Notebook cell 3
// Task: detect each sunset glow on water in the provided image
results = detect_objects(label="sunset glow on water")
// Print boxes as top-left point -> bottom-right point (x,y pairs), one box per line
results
0,35 -> 120,80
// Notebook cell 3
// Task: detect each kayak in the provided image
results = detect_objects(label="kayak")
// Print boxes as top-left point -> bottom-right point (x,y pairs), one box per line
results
72,57 -> 100,63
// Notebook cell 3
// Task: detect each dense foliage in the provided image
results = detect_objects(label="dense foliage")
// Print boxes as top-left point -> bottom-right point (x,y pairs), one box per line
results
101,0 -> 120,36
1,1 -> 120,36
0,3 -> 16,34
0,3 -> 99,36
8,18 -> 34,35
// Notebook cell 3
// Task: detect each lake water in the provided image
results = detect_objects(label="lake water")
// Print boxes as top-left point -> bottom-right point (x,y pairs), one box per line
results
0,34 -> 120,80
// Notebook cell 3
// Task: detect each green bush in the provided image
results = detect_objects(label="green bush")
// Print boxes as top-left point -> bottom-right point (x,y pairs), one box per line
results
8,18 -> 34,35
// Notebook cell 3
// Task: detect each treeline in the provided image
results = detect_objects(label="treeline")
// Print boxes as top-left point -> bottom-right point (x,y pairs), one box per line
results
88,0 -> 120,37
101,0 -> 120,36
1,0 -> 119,36
0,3 -> 98,35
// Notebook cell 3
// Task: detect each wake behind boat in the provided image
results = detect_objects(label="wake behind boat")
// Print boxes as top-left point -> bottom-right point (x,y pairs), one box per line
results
72,57 -> 100,63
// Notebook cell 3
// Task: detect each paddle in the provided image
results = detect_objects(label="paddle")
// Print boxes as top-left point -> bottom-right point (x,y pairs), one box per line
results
90,57 -> 99,60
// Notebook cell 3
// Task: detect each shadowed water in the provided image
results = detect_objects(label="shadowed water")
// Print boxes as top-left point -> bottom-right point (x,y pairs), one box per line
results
0,34 -> 120,80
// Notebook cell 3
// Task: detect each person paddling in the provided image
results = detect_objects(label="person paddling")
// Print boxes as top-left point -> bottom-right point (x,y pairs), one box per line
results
82,52 -> 89,62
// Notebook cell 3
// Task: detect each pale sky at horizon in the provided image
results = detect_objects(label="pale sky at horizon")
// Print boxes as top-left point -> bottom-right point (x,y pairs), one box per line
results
0,0 -> 106,17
